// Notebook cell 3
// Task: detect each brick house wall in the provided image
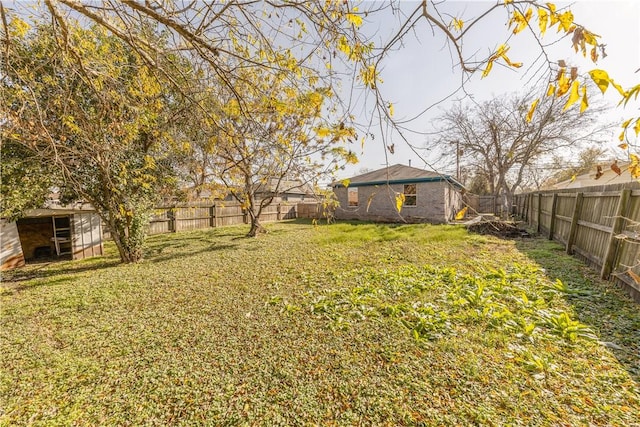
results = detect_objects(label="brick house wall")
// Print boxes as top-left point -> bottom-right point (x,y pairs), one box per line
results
334,181 -> 462,223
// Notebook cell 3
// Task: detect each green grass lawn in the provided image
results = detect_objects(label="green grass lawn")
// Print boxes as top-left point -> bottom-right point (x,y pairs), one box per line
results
1,219 -> 639,426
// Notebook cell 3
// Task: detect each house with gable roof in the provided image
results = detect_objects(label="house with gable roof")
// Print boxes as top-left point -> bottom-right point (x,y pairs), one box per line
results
331,164 -> 464,223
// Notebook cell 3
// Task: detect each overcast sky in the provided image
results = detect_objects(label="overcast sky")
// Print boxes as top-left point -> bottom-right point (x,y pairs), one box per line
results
336,0 -> 640,180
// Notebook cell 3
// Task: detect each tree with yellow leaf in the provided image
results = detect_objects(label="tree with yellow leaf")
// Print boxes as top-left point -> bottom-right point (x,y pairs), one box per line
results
0,19 -> 187,263
199,68 -> 358,237
10,1 -> 636,147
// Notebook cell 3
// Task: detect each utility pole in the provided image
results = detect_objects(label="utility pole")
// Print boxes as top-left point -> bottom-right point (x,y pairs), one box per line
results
455,140 -> 461,181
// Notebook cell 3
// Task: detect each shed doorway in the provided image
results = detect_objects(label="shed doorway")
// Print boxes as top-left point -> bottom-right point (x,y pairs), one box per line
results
15,215 -> 72,262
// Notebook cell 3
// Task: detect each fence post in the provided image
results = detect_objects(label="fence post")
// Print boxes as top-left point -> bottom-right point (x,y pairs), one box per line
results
536,193 -> 542,233
566,192 -> 583,255
548,193 -> 558,240
210,204 -> 216,228
277,203 -> 282,220
601,188 -> 631,279
169,208 -> 177,233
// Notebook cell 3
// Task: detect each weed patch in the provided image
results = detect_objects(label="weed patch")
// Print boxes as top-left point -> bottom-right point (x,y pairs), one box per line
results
1,220 -> 638,425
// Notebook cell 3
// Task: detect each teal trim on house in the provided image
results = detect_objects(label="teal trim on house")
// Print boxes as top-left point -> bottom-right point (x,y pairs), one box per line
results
333,176 -> 463,189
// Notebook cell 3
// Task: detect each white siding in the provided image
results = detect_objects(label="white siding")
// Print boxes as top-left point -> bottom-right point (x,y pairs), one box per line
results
71,213 -> 104,260
1,220 -> 25,270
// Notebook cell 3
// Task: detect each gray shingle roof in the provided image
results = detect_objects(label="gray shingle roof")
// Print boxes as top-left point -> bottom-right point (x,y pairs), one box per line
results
349,164 -> 440,183
332,164 -> 460,188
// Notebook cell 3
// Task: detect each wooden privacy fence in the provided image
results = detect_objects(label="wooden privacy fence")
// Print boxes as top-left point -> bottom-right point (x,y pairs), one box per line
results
296,202 -> 334,220
464,194 -> 499,216
103,202 -> 330,238
146,202 -> 299,234
513,182 -> 640,302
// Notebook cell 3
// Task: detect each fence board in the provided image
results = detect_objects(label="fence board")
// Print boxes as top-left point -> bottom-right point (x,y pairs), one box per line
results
297,203 -> 334,219
106,201 -> 308,238
515,182 -> 640,302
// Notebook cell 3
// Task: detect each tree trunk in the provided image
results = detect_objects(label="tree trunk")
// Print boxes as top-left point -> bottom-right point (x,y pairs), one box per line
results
496,173 -> 513,219
105,210 -> 148,263
247,216 -> 267,237
244,190 -> 269,238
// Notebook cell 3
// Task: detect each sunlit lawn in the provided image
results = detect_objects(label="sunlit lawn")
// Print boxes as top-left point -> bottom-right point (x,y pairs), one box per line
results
1,219 -> 639,425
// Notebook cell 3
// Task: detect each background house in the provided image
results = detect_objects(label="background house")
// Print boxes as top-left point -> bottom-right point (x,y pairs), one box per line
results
255,178 -> 316,202
332,164 -> 464,223
220,178 -> 316,203
546,162 -> 635,190
1,204 -> 103,270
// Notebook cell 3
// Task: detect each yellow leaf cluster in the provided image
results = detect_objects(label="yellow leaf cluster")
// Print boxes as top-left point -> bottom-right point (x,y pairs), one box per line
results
618,117 -> 640,142
455,207 -> 468,220
508,8 -> 532,34
316,127 -> 331,138
337,35 -> 351,57
225,99 -> 241,117
580,86 -> 588,113
395,193 -> 405,213
450,18 -> 464,32
526,99 -> 539,122
557,10 -> 573,32
546,83 -> 555,97
589,71 -> 640,144
482,44 -> 521,79
532,3 -> 587,48
62,115 -> 81,134
555,67 -> 571,96
571,27 -> 600,60
360,65 -> 382,89
563,80 -> 580,111
630,154 -> 640,179
546,66 -> 588,113
345,150 -> 358,164
307,91 -> 324,111
537,8 -> 548,35
346,13 -> 363,28
588,69 -> 626,97
284,87 -> 297,99
9,17 -> 30,37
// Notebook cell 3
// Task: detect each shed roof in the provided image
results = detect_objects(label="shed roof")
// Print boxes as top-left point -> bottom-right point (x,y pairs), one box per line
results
332,164 -> 463,188
23,204 -> 96,218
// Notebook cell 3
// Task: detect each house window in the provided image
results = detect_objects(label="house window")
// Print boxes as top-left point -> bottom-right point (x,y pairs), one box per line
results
348,187 -> 358,207
404,184 -> 417,206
